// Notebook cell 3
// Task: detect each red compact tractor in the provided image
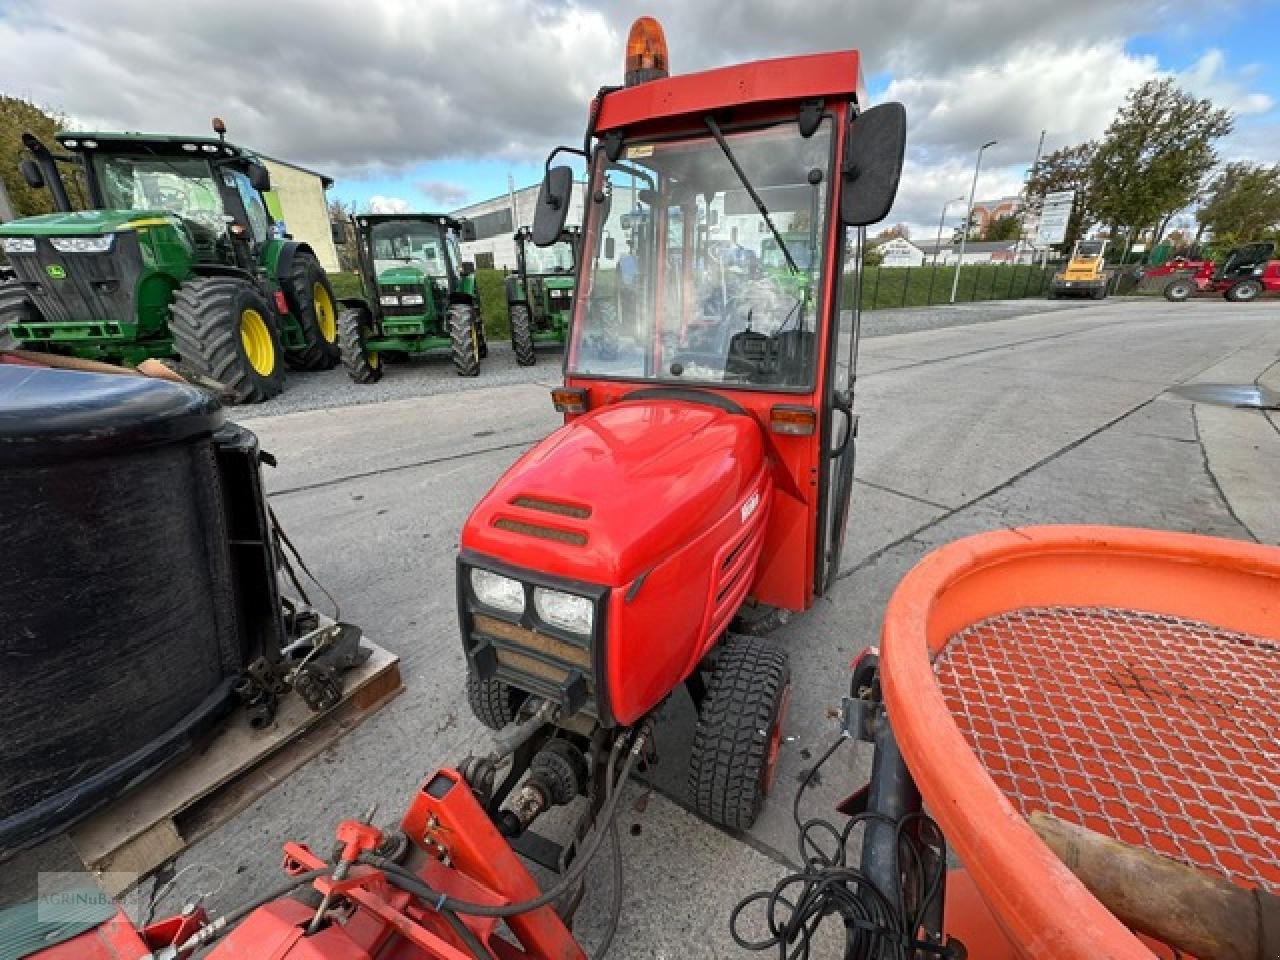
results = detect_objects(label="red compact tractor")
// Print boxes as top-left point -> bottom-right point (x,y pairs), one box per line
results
1162,241 -> 1280,302
20,18 -> 905,960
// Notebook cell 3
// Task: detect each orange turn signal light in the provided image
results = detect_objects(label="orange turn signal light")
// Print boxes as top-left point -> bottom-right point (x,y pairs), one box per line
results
770,405 -> 817,436
624,16 -> 669,87
552,387 -> 588,414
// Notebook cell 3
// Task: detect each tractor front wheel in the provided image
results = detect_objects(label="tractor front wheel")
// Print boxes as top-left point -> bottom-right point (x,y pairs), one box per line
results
337,306 -> 383,384
1164,279 -> 1193,302
1225,279 -> 1263,303
0,278 -> 38,350
169,278 -> 285,403
689,635 -> 791,830
510,303 -> 536,366
284,253 -> 341,371
448,303 -> 481,377
466,670 -> 527,730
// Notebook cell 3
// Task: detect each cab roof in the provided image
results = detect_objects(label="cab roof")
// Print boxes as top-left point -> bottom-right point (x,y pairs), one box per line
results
355,213 -> 463,229
594,50 -> 865,134
57,131 -> 250,157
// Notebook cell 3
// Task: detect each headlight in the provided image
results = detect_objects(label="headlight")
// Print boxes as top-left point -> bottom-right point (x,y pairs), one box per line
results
471,568 -> 525,614
49,235 -> 114,254
1253,267 -> 1264,276
379,294 -> 400,307
533,588 -> 593,635
1,237 -> 36,254
400,293 -> 425,306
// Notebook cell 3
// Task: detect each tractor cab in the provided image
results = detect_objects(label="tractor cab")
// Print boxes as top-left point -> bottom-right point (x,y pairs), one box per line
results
1049,238 -> 1109,299
0,123 -> 340,400
1213,240 -> 1275,283
335,213 -> 486,381
506,225 -> 581,365
458,17 -> 905,833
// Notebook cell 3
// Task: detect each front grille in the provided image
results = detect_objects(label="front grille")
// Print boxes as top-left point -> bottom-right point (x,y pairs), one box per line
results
7,233 -> 144,330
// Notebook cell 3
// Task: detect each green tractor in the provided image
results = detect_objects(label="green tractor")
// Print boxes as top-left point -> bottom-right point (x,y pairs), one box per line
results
335,213 -> 485,382
505,225 -> 579,365
0,122 -> 339,402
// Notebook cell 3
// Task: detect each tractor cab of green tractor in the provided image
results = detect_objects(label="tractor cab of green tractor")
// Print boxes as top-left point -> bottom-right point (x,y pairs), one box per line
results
0,120 -> 341,402
335,213 -> 486,382
506,225 -> 580,365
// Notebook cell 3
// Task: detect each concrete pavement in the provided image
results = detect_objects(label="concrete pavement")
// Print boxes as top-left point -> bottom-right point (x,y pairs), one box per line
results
4,296 -> 1277,959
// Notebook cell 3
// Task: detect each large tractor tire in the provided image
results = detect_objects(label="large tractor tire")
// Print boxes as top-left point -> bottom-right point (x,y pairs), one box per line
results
1164,279 -> 1193,302
466,670 -> 527,730
1224,279 -> 1264,303
0,278 -> 37,350
689,635 -> 791,830
448,302 -> 481,377
510,303 -> 536,366
169,278 -> 285,403
337,306 -> 383,384
284,253 -> 341,371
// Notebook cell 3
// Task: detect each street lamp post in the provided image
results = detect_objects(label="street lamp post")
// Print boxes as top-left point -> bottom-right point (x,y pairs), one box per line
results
950,140 -> 997,303
933,196 -> 966,268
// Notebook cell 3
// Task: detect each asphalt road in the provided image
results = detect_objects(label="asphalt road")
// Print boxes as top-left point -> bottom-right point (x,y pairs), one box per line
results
5,296 -> 1278,959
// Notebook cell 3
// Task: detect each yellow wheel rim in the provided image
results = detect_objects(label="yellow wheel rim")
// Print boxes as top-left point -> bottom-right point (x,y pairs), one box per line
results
240,308 -> 275,376
368,351 -> 380,367
313,281 -> 337,343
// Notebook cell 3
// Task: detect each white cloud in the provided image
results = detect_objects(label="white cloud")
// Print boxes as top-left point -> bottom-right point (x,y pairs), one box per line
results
1177,49 -> 1273,116
368,195 -> 411,214
416,179 -> 470,208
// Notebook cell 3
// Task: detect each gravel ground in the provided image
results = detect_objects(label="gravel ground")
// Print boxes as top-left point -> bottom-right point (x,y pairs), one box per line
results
244,298 -> 1097,418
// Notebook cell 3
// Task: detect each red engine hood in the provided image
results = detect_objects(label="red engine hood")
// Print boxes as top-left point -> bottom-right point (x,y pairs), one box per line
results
462,399 -> 766,586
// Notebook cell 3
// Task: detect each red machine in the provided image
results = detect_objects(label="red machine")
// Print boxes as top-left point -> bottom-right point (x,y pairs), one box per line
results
458,14 -> 905,832
1162,241 -> 1280,302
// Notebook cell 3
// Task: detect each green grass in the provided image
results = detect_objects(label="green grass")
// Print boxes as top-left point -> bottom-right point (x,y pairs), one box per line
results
842,264 -> 1058,310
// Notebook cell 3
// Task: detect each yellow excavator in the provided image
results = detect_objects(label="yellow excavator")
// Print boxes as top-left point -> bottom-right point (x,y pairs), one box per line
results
1049,239 -> 1109,299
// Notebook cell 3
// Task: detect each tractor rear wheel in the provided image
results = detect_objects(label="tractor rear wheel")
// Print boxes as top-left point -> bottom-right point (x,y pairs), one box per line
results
0,278 -> 38,350
1164,279 -> 1192,302
284,253 -> 341,371
337,306 -> 383,383
169,278 -> 285,403
689,635 -> 791,830
448,303 -> 481,377
466,670 -> 527,730
1225,279 -> 1263,303
510,303 -> 536,366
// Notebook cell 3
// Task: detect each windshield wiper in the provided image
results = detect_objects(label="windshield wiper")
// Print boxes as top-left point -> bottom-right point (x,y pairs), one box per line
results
704,116 -> 799,274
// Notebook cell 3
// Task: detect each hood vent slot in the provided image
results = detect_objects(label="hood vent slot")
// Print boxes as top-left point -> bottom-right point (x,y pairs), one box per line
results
511,495 -> 592,519
494,517 -> 588,546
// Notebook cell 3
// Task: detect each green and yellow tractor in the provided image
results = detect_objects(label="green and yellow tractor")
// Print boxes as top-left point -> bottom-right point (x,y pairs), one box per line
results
0,122 -> 339,402
335,213 -> 485,382
505,225 -> 579,365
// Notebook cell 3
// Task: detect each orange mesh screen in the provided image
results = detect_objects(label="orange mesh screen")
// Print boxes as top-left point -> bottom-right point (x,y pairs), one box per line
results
934,606 -> 1280,892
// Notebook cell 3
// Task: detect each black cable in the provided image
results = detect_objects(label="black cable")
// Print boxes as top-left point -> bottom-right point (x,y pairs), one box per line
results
731,736 -> 950,960
269,504 -> 341,619
187,868 -> 329,955
592,817 -> 624,959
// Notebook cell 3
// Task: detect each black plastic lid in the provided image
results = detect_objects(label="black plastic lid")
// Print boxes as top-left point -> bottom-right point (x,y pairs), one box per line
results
0,365 -> 225,465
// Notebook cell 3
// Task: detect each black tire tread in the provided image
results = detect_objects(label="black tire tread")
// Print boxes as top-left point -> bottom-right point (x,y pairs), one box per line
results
467,670 -> 526,730
688,635 -> 790,830
284,253 -> 341,371
0,278 -> 35,349
448,303 -> 480,377
510,303 -> 536,365
169,277 -> 284,403
337,307 -> 382,384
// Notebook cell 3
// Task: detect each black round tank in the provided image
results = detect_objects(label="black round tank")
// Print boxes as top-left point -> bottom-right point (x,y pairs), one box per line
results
0,365 -> 243,856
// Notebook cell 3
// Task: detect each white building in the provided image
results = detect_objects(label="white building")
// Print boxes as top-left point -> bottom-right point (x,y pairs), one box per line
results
872,238 -> 1043,267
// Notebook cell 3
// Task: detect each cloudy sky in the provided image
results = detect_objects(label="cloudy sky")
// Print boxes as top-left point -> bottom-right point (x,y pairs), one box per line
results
1,0 -> 1277,237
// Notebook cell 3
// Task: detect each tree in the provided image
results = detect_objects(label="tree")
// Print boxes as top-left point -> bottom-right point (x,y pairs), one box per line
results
982,213 -> 1021,242
1025,142 -> 1096,248
0,96 -> 69,219
876,222 -> 911,241
328,198 -> 359,271
1196,162 -> 1280,246
1088,78 -> 1232,254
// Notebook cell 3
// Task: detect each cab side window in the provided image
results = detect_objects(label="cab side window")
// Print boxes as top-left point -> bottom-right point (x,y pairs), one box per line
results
228,170 -> 272,246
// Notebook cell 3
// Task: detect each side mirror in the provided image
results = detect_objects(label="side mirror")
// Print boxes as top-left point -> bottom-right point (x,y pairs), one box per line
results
247,161 -> 271,193
841,102 -> 906,227
604,236 -> 615,260
331,222 -> 347,246
459,220 -> 477,242
19,159 -> 44,189
532,166 -> 573,247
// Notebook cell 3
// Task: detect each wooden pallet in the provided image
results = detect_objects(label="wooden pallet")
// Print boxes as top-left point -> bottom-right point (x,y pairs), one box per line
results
68,642 -> 403,895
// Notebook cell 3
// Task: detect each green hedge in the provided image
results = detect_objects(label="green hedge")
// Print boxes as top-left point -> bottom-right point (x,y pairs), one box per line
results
841,264 -> 1059,310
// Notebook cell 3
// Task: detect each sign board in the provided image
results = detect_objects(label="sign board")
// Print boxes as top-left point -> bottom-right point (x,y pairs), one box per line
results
1035,190 -> 1075,246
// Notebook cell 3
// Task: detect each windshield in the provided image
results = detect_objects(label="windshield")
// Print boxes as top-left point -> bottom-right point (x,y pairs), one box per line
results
569,118 -> 833,389
525,236 -> 576,274
95,154 -> 226,240
370,221 -> 450,278
1076,240 -> 1104,258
